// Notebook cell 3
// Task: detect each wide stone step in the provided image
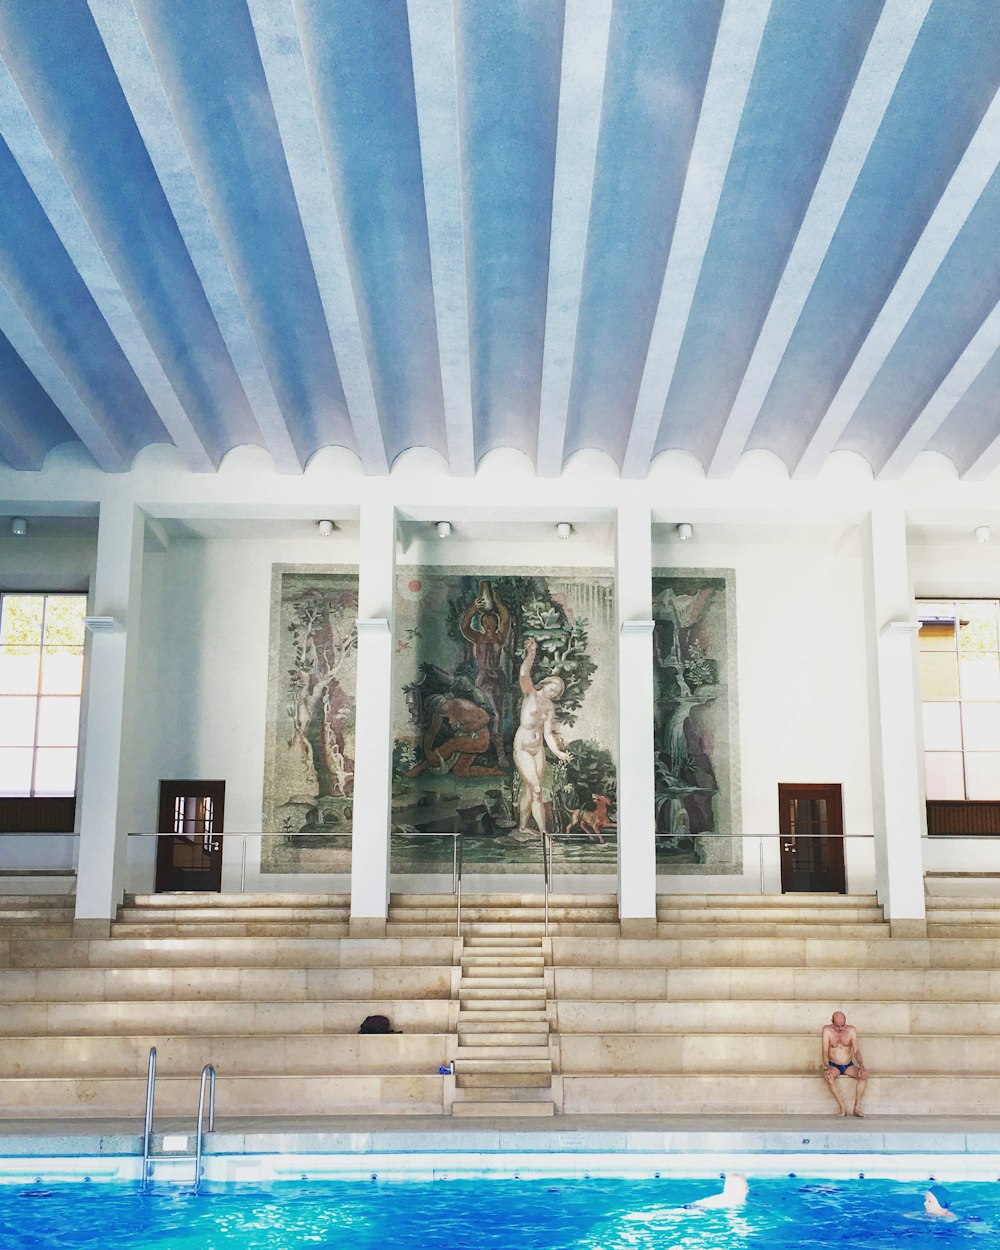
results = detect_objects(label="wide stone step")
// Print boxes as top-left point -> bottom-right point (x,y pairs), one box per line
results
0,998 -> 452,1036
393,907 -> 618,921
553,998 -> 1000,1035
126,893 -> 350,909
656,893 -> 878,908
396,893 -> 616,906
0,1074 -> 445,1117
0,924 -> 75,940
456,1045 -> 550,1061
459,961 -> 544,975
111,922 -> 351,939
452,1100 -> 554,1117
559,1073 -> 1000,1116
655,907 -> 884,923
463,936 -> 544,947
3,935 -> 455,969
928,924 -> 1000,937
0,964 -> 453,1001
0,1033 -> 451,1078
118,906 -> 350,923
653,923 -> 890,939
458,1010 -> 548,1024
556,1031 -> 1000,1075
457,1032 -> 549,1048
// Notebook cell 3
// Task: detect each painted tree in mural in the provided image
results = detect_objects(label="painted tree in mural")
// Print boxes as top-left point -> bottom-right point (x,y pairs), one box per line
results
285,587 -> 357,800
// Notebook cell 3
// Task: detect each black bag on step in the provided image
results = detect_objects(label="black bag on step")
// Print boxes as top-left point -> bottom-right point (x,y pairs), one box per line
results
358,1014 -> 397,1034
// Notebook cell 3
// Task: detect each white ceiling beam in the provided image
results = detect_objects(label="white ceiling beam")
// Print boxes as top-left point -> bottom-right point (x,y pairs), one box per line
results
883,296 -> 1000,479
0,57 -> 215,472
535,0 -> 613,478
87,0 -> 302,473
245,0 -> 389,475
406,0 -> 474,475
797,83 -> 1000,478
708,0 -> 932,478
620,0 -> 773,479
0,277 -> 127,471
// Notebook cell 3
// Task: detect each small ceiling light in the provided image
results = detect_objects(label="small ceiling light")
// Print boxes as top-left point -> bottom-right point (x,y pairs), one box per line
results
10,517 -> 26,537
317,519 -> 334,537
676,522 -> 693,541
975,525 -> 991,545
436,521 -> 452,539
556,522 -> 572,540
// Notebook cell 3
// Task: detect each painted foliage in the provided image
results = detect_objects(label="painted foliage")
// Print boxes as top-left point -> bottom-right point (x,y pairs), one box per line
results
262,567 -> 358,872
392,568 -> 617,872
652,570 -> 740,873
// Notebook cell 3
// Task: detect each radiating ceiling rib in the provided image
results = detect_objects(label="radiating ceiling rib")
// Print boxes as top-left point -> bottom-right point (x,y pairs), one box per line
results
0,331 -> 74,470
795,87 -> 1000,479
879,297 -> 1000,479
87,0 -> 301,473
535,0 -> 612,478
620,0 -> 772,479
706,0 -> 931,479
406,0 -> 474,476
245,0 -> 387,475
0,58 -> 214,473
941,341 -> 1000,478
0,280 -> 129,472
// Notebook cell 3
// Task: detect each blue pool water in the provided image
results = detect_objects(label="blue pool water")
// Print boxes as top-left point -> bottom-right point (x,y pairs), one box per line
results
0,1176 -> 996,1249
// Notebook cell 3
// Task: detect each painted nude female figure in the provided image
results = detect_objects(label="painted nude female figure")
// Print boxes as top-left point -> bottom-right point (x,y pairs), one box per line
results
513,638 -> 570,840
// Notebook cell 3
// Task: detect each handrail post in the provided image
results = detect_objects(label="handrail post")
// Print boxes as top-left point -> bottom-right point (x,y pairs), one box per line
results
543,832 -> 549,937
141,1046 -> 156,1193
456,831 -> 463,937
193,1063 -> 216,1192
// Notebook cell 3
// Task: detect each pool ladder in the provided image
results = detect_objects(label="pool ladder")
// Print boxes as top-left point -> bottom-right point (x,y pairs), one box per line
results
140,1046 -> 216,1193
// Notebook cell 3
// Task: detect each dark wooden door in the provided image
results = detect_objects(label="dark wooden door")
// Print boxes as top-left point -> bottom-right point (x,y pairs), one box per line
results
778,783 -> 846,893
154,780 -> 225,893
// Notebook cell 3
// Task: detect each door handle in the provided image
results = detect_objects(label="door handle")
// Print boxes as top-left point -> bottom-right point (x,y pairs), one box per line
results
783,843 -> 794,852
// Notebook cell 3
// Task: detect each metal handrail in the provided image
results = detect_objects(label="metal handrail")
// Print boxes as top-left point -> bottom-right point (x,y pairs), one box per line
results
192,1063 -> 216,1193
140,1046 -> 156,1193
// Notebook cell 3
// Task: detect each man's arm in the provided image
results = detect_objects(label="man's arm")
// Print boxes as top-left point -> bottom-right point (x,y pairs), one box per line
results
848,1027 -> 867,1076
820,1025 -> 831,1067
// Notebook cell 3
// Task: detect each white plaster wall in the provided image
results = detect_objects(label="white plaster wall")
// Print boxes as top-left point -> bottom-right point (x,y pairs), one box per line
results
652,526 -> 877,895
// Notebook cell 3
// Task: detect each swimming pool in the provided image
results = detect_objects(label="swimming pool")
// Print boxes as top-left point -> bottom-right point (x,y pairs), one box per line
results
0,1175 -> 995,1250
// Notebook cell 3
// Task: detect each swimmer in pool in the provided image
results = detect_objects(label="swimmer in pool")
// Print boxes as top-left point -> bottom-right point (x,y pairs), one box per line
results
691,1173 -> 749,1209
924,1186 -> 958,1222
820,1011 -> 868,1117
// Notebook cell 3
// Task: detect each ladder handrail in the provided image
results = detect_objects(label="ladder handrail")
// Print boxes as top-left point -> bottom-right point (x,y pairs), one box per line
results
140,1046 -> 157,1192
192,1063 -> 216,1192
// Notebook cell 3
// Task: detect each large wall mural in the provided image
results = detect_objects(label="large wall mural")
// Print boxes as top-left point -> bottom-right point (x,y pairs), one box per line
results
652,570 -> 740,873
262,566 -> 358,873
392,568 -> 617,874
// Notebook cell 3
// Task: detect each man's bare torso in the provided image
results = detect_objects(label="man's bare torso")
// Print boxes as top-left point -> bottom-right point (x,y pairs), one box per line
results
822,1022 -> 857,1064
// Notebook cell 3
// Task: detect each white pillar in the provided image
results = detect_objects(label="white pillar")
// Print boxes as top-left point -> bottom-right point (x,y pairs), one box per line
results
862,506 -> 926,935
74,500 -> 145,933
350,498 -> 396,935
616,501 -> 657,932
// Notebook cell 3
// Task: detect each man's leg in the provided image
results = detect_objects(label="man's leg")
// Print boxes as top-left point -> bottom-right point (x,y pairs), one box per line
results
851,1071 -> 867,1117
824,1067 -> 848,1116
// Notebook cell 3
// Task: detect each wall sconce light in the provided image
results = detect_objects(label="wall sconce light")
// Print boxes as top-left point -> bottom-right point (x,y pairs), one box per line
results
676,522 -> 693,541
556,522 -> 572,540
975,525 -> 991,544
436,521 -> 452,539
10,517 -> 26,537
317,519 -> 335,537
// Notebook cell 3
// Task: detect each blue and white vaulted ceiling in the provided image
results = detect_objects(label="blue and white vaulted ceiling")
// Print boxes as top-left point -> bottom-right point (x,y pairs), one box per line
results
0,0 -> 998,479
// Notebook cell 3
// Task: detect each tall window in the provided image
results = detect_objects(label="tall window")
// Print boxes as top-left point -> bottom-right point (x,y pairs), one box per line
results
0,594 -> 86,797
919,599 -> 1000,800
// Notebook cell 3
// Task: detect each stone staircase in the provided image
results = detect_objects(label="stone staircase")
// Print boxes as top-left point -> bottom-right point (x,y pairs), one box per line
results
655,893 -> 886,938
0,893 -> 75,939
387,893 -> 619,937
114,893 -> 351,938
453,935 -> 553,1117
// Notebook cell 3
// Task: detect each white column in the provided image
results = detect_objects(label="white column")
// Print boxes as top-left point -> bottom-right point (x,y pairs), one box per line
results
74,499 -> 145,933
862,506 -> 926,934
350,498 -> 396,935
616,501 -> 657,932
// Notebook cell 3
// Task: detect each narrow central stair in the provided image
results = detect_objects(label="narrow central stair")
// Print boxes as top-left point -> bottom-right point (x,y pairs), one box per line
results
453,935 -> 553,1117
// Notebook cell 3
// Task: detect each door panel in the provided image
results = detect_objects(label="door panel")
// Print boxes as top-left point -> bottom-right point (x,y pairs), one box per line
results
154,780 -> 225,893
778,783 -> 845,893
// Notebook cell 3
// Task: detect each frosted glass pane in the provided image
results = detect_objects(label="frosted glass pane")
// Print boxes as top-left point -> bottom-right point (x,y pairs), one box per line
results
0,649 -> 40,695
0,595 -> 43,648
32,748 -> 76,797
922,703 -> 961,751
919,652 -> 959,699
924,752 -> 965,799
965,753 -> 1000,800
36,697 -> 81,747
960,655 -> 1000,701
40,651 -> 83,695
0,697 -> 37,746
0,747 -> 32,796
962,704 -> 1000,751
42,596 -> 86,648
959,601 -> 998,653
